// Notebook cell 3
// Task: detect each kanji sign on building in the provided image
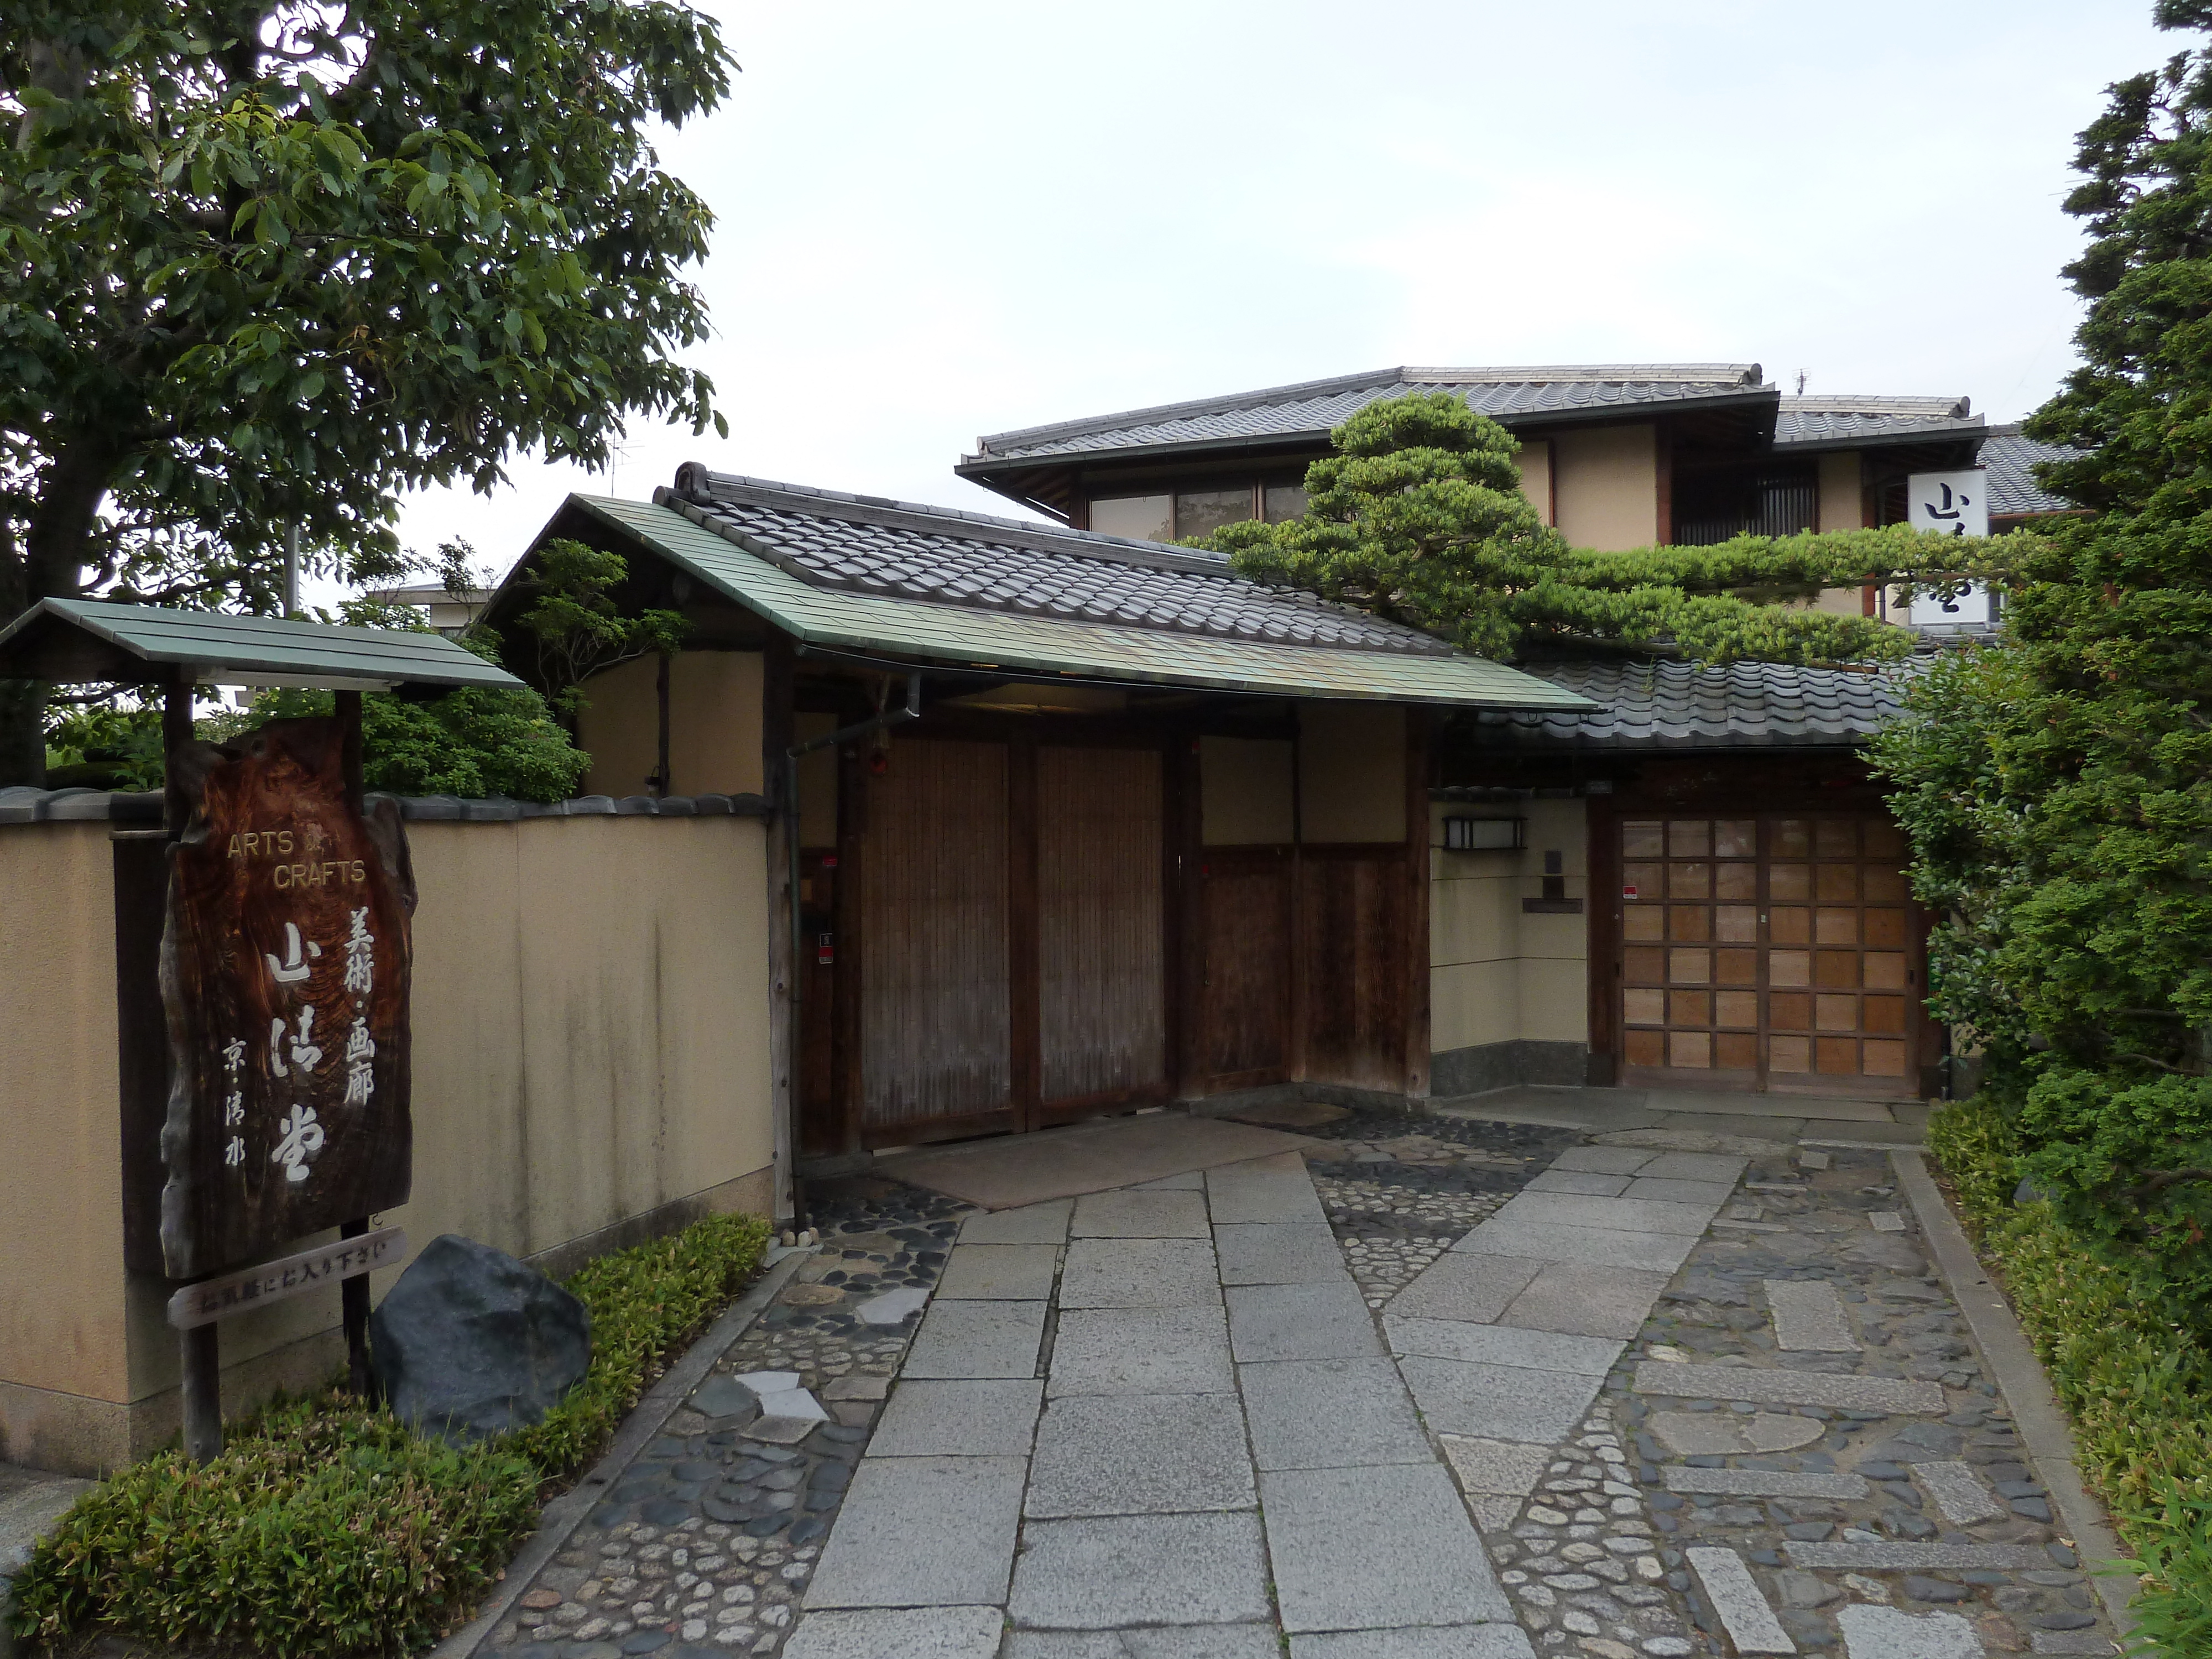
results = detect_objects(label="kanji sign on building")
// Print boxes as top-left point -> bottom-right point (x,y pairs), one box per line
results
159,716 -> 415,1280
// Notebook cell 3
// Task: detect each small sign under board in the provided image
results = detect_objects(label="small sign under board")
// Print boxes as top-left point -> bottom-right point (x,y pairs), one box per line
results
166,1225 -> 405,1329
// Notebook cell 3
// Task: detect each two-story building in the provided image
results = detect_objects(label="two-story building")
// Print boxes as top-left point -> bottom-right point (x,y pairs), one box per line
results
948,363 -> 2073,1104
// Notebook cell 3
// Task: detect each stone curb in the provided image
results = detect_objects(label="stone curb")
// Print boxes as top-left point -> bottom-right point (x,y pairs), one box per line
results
1891,1148 -> 2143,1650
426,1249 -> 812,1659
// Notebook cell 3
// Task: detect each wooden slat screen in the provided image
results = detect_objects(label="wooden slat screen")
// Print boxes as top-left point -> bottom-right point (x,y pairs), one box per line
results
1037,746 -> 1167,1103
860,740 -> 1011,1129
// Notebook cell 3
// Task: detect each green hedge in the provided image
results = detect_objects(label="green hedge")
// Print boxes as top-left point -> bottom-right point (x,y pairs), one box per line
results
1929,1100 -> 2212,1653
7,1210 -> 771,1658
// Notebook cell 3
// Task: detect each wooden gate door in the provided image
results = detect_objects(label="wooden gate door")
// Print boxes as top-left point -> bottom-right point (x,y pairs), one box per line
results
858,739 -> 1015,1143
1196,848 -> 1295,1092
1617,813 -> 1920,1097
1032,745 -> 1169,1126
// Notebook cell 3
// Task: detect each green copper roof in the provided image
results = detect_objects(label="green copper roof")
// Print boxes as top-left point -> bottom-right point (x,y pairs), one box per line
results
0,598 -> 524,691
567,493 -> 1594,712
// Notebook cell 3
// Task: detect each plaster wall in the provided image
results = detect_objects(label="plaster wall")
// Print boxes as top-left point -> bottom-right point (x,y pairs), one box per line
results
579,649 -> 766,799
1552,424 -> 1660,551
0,813 -> 775,1475
1298,702 -> 1405,844
1515,440 -> 1555,526
1199,737 -> 1293,846
1428,797 -> 1590,1062
1817,452 -> 1866,531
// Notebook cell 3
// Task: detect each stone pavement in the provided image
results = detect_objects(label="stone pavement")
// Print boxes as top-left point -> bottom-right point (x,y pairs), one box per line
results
473,1092 -> 2128,1659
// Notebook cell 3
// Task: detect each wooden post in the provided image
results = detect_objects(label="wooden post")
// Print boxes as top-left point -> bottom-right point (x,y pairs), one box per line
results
655,651 -> 672,798
164,673 -> 225,1462
329,692 -> 378,1396
1402,707 -> 1433,1101
761,637 -> 796,1224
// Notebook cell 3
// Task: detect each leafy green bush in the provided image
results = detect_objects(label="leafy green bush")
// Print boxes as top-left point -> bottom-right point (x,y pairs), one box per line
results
7,1210 -> 770,1657
1929,1100 -> 2212,1649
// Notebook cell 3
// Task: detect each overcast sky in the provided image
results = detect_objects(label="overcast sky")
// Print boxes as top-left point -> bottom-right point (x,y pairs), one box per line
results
379,0 -> 2169,590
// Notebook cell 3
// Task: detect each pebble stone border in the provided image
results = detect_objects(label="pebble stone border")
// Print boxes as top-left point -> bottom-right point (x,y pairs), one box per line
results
479,1183 -> 971,1659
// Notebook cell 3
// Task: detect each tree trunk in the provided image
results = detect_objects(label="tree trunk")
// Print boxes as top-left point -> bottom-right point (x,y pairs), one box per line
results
0,433 -> 116,786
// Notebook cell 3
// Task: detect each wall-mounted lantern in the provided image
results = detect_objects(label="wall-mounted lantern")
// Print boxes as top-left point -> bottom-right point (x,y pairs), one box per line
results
1443,815 -> 1526,852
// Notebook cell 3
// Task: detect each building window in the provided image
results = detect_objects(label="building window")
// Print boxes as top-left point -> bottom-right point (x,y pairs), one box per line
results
1088,478 -> 1310,542
1674,467 -> 1818,546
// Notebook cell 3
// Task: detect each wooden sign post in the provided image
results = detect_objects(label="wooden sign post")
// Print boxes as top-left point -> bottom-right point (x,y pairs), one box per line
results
159,686 -> 416,1459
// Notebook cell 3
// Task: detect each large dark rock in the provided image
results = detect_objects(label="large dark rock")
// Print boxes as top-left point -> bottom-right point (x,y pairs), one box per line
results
370,1233 -> 591,1442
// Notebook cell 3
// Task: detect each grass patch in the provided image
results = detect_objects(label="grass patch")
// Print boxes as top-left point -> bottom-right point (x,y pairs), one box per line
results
7,1209 -> 771,1658
1928,1100 -> 2212,1652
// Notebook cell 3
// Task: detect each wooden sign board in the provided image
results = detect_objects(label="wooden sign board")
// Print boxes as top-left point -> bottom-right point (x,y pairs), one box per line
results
167,1226 -> 406,1329
158,716 -> 416,1280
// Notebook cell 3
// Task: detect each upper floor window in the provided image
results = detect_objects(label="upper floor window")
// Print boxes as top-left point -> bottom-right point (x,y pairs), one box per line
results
1088,479 -> 1310,542
1674,467 -> 1817,546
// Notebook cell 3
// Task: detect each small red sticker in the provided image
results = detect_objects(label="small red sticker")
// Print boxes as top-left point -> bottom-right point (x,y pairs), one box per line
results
1622,885 -> 1639,898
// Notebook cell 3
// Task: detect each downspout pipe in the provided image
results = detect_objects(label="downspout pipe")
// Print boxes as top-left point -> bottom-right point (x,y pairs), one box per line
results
781,671 -> 922,1229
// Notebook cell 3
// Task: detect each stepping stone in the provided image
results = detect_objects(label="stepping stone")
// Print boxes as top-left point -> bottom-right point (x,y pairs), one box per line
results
1783,1542 -> 2048,1570
1837,1605 -> 1984,1657
1222,1100 -> 1349,1130
1639,1151 -> 1751,1182
735,1370 -> 801,1392
962,1200 -> 1073,1245
1870,1211 -> 1909,1233
2029,1635 -> 2112,1655
745,1415 -> 823,1446
755,1385 -> 828,1422
688,1375 -> 760,1421
1913,1462 -> 2007,1525
1650,1411 -> 1824,1455
1631,1361 -> 1945,1415
785,1606 -> 1004,1659
822,1374 -> 891,1402
854,1286 -> 930,1326
1627,1176 -> 1737,1206
1686,1547 -> 1797,1654
1798,1150 -> 1832,1170
1663,1467 -> 1869,1500
1765,1279 -> 1859,1352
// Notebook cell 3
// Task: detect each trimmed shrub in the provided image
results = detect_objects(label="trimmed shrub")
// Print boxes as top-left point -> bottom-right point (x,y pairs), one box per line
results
1929,1100 -> 2212,1650
7,1209 -> 770,1657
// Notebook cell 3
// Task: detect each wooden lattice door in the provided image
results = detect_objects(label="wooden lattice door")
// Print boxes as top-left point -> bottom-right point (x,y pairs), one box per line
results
1616,813 -> 1918,1097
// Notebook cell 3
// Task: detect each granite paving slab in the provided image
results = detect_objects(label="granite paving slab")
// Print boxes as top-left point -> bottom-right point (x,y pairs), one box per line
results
1524,1168 -> 1632,1196
1260,1463 -> 1513,1631
1047,1305 -> 1235,1395
1835,1604 -> 1985,1657
1057,1237 -> 1221,1308
1490,1190 -> 1720,1237
1686,1546 -> 1797,1655
1454,1218 -> 1700,1274
1915,1459 -> 2008,1525
1070,1188 -> 1210,1238
1622,1175 -> 1736,1206
1382,1316 -> 1624,1376
1397,1354 -> 1606,1443
782,1605 -> 1005,1659
1025,1392 -> 1255,1517
1438,1435 -> 1552,1498
1226,1279 -> 1382,1361
1635,1151 -> 1753,1182
1289,1631 -> 1538,1658
1661,1465 -> 1870,1499
1781,1541 -> 2050,1569
1386,1251 -> 1544,1323
1495,1260 -> 1674,1338
1547,1146 -> 1658,1175
1007,1629 -> 1282,1657
803,1454 -> 1027,1608
1765,1277 -> 1860,1351
1647,1408 -> 1825,1454
936,1243 -> 1062,1300
1631,1360 -> 1946,1414
877,1114 -> 1312,1208
1008,1511 -> 1271,1629
901,1298 -> 1048,1379
1213,1221 -> 1345,1284
961,1199 -> 1073,1245
1240,1356 -> 1433,1469
867,1378 -> 1043,1458
1206,1151 -> 1329,1223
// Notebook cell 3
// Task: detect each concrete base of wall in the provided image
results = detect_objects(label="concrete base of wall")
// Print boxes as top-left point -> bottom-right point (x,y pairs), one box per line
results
1430,1040 -> 1589,1098
1,1162 -> 778,1479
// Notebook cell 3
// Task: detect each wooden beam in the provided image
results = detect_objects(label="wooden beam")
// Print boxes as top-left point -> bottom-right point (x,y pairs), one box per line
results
1402,707 -> 1433,1100
1007,733 -> 1041,1133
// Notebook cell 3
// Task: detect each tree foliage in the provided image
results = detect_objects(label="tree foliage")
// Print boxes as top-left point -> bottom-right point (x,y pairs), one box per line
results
510,537 -> 686,726
1875,3 -> 2212,1313
1207,393 -> 2000,665
0,0 -> 735,781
